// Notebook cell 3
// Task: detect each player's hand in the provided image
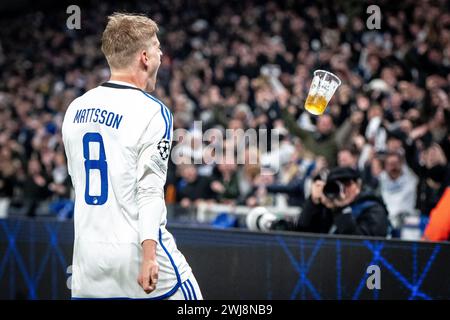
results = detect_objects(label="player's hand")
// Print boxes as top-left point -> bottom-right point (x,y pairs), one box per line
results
138,258 -> 159,294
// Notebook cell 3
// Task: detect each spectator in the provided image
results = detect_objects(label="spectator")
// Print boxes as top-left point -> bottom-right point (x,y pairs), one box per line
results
176,164 -> 216,208
378,152 -> 419,231
295,167 -> 390,237
403,125 -> 450,216
244,167 -> 277,208
18,156 -> 52,217
266,138 -> 316,207
0,150 -> 15,218
280,102 -> 363,166
236,146 -> 261,202
337,147 -> 359,169
210,162 -> 241,204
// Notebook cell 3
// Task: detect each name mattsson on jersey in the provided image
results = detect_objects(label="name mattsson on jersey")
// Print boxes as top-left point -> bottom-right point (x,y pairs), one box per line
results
73,107 -> 124,130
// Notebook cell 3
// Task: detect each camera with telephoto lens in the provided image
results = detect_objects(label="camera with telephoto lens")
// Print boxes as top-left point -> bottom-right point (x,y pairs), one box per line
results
246,207 -> 277,232
246,207 -> 291,232
314,167 -> 361,202
312,168 -> 344,201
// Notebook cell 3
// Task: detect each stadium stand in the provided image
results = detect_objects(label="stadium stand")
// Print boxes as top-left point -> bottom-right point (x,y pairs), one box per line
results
0,0 -> 449,241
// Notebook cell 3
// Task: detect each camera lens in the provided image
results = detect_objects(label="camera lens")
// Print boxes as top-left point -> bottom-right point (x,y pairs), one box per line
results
323,180 -> 344,200
246,207 -> 278,232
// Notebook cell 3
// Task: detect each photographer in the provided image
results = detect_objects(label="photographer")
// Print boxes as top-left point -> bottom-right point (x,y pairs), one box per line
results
295,167 -> 390,237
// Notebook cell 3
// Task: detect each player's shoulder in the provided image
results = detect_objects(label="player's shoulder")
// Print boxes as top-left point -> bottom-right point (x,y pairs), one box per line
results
133,91 -> 173,132
65,86 -> 100,110
139,91 -> 170,115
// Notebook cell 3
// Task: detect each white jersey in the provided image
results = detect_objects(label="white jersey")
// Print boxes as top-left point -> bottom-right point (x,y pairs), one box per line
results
62,80 -> 191,299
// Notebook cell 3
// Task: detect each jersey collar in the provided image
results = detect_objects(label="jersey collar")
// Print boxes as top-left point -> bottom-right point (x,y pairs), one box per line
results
101,81 -> 143,92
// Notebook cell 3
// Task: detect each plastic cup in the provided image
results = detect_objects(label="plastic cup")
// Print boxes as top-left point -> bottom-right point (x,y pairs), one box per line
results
304,70 -> 342,115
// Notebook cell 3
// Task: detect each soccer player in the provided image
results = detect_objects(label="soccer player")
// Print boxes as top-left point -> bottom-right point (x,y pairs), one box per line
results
62,13 -> 202,300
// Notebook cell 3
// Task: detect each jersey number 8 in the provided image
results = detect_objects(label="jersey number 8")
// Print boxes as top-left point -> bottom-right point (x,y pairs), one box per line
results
83,132 -> 108,205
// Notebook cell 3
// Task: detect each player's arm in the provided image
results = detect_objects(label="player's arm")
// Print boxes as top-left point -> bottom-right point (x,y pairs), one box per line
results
135,115 -> 169,293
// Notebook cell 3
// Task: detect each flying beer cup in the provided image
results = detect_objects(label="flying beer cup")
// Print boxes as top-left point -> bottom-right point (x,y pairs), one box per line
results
304,70 -> 342,115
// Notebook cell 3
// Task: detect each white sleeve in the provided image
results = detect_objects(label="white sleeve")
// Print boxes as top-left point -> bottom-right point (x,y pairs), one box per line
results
136,110 -> 172,244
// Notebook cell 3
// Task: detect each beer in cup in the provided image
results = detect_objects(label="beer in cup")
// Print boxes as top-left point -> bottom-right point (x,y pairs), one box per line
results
304,70 -> 341,115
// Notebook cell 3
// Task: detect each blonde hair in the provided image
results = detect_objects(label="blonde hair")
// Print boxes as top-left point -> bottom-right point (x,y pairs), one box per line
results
101,13 -> 159,70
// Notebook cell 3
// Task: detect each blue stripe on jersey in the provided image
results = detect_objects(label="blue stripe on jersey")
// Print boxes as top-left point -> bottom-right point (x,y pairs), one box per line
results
187,279 -> 197,300
163,106 -> 172,139
184,282 -> 192,300
141,92 -> 172,140
160,103 -> 169,138
158,228 -> 182,286
169,109 -> 173,137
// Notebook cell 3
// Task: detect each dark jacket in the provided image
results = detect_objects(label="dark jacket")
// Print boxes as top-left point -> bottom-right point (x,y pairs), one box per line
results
266,178 -> 306,207
403,137 -> 450,216
294,188 -> 390,237
176,176 -> 216,201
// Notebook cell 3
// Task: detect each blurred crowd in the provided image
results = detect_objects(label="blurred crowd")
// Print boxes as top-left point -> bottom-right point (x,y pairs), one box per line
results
0,0 -> 449,240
